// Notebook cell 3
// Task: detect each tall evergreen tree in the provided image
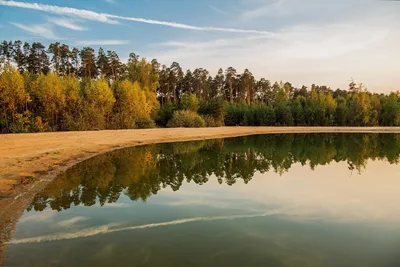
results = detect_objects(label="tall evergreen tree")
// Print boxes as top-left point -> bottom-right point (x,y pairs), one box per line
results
225,67 -> 237,103
96,47 -> 109,78
12,40 -> 25,73
80,47 -> 98,79
107,50 -> 122,80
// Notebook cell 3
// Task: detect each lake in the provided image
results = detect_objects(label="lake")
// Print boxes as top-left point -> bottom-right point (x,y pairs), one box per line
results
3,133 -> 400,267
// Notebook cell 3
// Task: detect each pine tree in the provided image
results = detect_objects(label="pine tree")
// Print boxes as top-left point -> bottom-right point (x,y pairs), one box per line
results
225,67 -> 237,103
96,48 -> 109,78
80,47 -> 98,79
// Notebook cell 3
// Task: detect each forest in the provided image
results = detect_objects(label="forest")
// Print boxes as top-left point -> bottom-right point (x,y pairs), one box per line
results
1,40 -> 400,133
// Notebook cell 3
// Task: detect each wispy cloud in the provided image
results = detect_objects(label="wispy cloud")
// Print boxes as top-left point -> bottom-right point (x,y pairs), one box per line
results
159,35 -> 273,50
0,0 -> 119,24
106,14 -> 272,34
57,216 -> 89,228
241,0 -> 290,20
10,22 -> 63,39
19,210 -> 56,223
75,40 -> 130,46
7,212 -> 278,244
0,0 -> 272,35
209,4 -> 228,16
151,17 -> 400,91
49,17 -> 88,31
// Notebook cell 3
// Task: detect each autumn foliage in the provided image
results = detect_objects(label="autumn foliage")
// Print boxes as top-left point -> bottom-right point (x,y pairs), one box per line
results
0,40 -> 399,133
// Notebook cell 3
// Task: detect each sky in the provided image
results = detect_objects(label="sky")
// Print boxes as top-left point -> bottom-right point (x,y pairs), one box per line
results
0,0 -> 399,92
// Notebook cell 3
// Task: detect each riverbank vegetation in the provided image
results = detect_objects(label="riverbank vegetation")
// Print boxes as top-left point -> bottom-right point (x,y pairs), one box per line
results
1,40 -> 399,133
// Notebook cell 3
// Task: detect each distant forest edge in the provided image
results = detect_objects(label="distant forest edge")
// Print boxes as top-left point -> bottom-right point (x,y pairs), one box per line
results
0,40 -> 399,133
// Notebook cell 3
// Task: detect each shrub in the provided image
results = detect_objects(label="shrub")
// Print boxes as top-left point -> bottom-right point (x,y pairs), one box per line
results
9,111 -> 31,133
202,115 -> 223,127
167,110 -> 206,128
199,97 -> 224,123
275,104 -> 294,126
224,103 -> 244,126
254,105 -> 275,126
135,116 -> 156,129
180,93 -> 199,112
224,103 -> 277,126
156,102 -> 176,127
32,115 -> 51,132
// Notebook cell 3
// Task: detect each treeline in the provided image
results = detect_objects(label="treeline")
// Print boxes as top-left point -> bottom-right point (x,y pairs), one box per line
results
1,40 -> 400,133
27,133 -> 400,211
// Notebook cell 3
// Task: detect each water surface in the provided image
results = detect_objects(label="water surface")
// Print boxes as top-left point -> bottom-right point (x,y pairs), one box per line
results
4,134 -> 400,267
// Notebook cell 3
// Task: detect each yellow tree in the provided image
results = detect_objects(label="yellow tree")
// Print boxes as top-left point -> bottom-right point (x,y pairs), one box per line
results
113,80 -> 148,128
63,74 -> 81,111
61,74 -> 81,130
0,65 -> 28,132
36,72 -> 66,130
84,79 -> 115,129
369,94 -> 381,126
325,93 -> 337,125
126,57 -> 160,118
349,86 -> 371,126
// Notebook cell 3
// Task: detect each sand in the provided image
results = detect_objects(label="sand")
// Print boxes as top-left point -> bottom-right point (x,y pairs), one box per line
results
0,126 -> 400,264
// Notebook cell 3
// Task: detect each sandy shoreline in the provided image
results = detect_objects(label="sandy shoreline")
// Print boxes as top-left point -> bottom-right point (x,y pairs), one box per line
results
2,127 -> 400,197
1,126 -> 400,264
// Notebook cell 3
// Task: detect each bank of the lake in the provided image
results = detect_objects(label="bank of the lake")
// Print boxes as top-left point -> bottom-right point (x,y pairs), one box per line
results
2,131 -> 400,266
1,126 -> 400,265
1,127 -> 400,194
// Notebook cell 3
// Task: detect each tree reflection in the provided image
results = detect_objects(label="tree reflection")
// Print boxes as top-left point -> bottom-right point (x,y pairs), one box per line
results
27,134 -> 400,212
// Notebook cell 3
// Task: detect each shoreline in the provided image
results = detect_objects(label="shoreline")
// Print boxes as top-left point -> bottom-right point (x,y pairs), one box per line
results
1,126 -> 400,264
2,126 -> 400,198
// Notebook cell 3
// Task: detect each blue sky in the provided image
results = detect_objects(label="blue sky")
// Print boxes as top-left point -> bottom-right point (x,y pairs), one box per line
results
0,0 -> 399,92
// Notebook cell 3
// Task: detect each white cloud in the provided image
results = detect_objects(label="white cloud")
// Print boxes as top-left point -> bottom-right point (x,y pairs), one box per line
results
75,40 -> 130,46
1,0 -> 119,24
57,216 -> 89,227
209,4 -> 228,16
19,210 -> 56,223
10,22 -> 63,39
49,17 -> 87,31
7,212 -> 278,244
0,0 -> 272,35
240,0 -> 384,21
159,35 -> 273,50
107,13 -> 273,34
150,17 -> 400,92
7,224 -> 118,244
241,0 -> 290,19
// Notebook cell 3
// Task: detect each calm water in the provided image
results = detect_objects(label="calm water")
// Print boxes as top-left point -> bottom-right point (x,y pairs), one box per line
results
4,134 -> 400,267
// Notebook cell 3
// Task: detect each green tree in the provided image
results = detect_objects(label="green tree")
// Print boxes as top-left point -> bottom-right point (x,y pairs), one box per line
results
96,47 -> 110,78
107,50 -> 123,80
225,67 -> 237,103
12,40 -> 25,73
180,93 -> 199,112
80,47 -> 98,79
381,93 -> 400,126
